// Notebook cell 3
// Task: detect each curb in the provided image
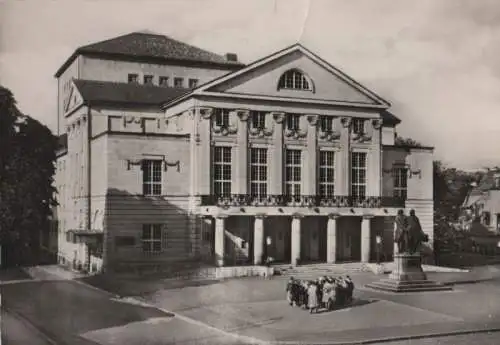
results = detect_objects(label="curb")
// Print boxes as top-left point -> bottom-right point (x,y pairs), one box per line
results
3,305 -> 59,345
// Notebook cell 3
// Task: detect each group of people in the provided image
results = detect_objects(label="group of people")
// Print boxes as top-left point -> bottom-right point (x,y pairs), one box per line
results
286,275 -> 355,314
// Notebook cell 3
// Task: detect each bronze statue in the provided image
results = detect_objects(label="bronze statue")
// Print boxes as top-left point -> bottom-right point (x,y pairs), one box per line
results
394,209 -> 429,254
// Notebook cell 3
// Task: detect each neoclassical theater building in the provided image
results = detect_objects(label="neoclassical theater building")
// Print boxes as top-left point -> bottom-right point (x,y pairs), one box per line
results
53,32 -> 434,273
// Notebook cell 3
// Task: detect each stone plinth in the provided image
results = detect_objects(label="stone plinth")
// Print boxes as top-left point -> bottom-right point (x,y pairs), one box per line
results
366,253 -> 452,293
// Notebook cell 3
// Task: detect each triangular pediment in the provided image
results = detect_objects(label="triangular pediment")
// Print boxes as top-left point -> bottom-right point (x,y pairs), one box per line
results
194,44 -> 390,108
64,80 -> 84,115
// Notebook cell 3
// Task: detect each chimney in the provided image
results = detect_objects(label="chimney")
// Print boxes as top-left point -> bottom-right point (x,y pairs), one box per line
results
225,53 -> 238,62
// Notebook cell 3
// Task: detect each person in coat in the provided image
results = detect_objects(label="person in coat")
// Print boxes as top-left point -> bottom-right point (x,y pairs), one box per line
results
286,277 -> 295,306
307,281 -> 319,314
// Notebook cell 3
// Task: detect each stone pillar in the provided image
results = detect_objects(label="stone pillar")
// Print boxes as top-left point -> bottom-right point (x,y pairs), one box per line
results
214,216 -> 226,267
305,115 -> 318,195
327,214 -> 339,263
234,110 -> 249,194
270,112 -> 285,194
291,215 -> 302,266
370,119 -> 382,197
253,215 -> 265,265
338,117 -> 351,195
197,107 -> 213,195
393,218 -> 399,257
361,216 -> 372,263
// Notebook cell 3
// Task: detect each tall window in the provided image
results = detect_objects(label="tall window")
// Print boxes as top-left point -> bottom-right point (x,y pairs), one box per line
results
128,73 -> 139,83
144,75 -> 154,85
213,146 -> 232,196
251,111 -> 266,130
351,152 -> 367,198
214,108 -> 230,127
142,224 -> 163,253
278,69 -> 311,90
319,151 -> 335,197
393,167 -> 408,200
286,114 -> 300,131
142,160 -> 162,196
352,118 -> 365,135
319,116 -> 333,132
250,148 -> 267,197
285,149 -> 302,196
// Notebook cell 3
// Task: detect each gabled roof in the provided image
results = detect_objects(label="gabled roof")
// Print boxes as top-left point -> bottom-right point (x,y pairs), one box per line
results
73,79 -> 189,107
162,43 -> 391,110
55,32 -> 245,77
381,110 -> 401,126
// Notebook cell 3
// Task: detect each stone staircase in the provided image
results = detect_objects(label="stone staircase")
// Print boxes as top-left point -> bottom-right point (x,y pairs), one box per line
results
273,262 -> 372,279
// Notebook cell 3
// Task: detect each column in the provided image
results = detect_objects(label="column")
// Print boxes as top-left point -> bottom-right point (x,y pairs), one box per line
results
253,215 -> 265,265
327,214 -> 339,263
305,115 -> 318,195
361,216 -> 372,263
234,110 -> 249,194
338,117 -> 351,196
214,216 -> 226,267
370,119 -> 382,197
270,112 -> 285,195
291,215 -> 302,266
197,107 -> 213,195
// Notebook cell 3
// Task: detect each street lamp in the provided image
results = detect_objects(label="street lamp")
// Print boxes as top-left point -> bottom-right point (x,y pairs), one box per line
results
376,235 -> 383,264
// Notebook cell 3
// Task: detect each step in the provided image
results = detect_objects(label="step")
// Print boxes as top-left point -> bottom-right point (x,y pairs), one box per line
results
365,279 -> 453,293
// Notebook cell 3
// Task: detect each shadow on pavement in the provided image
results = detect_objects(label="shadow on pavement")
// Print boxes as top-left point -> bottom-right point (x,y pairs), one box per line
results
0,267 -> 32,282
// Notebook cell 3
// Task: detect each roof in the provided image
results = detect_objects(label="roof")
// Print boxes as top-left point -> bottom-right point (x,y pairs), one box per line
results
73,79 -> 189,107
55,32 -> 245,77
381,110 -> 401,126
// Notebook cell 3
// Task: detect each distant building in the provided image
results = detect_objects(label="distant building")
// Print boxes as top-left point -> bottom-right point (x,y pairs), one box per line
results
53,31 -> 434,273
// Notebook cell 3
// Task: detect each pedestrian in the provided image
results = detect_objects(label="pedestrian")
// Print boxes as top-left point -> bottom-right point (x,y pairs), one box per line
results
286,277 -> 295,306
307,281 -> 319,314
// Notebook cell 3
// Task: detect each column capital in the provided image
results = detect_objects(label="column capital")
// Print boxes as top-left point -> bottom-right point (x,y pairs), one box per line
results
215,214 -> 228,220
272,112 -> 286,124
234,109 -> 250,121
255,213 -> 267,219
195,107 -> 214,119
327,213 -> 341,220
341,117 -> 352,128
306,114 -> 319,126
372,118 -> 383,130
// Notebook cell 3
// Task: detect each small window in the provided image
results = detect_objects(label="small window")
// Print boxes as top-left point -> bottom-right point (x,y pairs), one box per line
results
319,116 -> 333,132
142,224 -> 164,253
214,108 -> 230,127
128,74 -> 139,83
144,75 -> 154,85
278,69 -> 311,90
251,111 -> 266,130
286,114 -> 300,131
188,78 -> 199,88
352,119 -> 365,135
174,77 -> 184,88
159,76 -> 169,87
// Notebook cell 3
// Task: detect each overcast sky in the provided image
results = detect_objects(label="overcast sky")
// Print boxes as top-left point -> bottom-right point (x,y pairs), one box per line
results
1,0 -> 499,170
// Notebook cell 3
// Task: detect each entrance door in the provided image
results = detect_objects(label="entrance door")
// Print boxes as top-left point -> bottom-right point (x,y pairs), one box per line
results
344,233 -> 352,259
309,228 -> 319,261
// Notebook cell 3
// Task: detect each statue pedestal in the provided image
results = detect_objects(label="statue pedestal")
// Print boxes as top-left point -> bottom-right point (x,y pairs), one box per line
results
366,253 -> 452,293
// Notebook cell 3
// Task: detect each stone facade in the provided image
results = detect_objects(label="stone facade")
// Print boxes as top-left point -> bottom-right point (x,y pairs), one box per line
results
53,33 -> 435,273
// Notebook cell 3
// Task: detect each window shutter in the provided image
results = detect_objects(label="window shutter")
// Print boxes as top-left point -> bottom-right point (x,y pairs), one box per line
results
161,224 -> 168,250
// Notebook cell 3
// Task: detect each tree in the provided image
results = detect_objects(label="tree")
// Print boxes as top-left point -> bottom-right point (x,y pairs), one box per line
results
0,86 -> 58,266
395,136 -> 423,147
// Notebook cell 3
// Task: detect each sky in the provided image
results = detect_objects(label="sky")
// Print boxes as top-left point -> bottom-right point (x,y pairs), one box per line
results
1,0 -> 499,170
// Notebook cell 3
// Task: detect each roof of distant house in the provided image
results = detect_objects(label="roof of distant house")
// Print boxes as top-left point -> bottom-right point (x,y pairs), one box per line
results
73,79 -> 189,107
380,110 -> 401,126
55,31 -> 244,77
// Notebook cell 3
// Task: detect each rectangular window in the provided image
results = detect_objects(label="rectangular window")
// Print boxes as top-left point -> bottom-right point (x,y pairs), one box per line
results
319,151 -> 335,197
250,148 -> 267,197
142,224 -> 163,253
144,75 -> 154,85
351,152 -> 367,198
319,116 -> 334,132
142,160 -> 162,196
286,114 -> 300,131
214,108 -> 230,127
251,111 -> 266,130
285,149 -> 301,196
213,146 -> 232,196
128,73 -> 139,83
352,118 -> 365,135
174,77 -> 184,88
188,78 -> 199,88
159,76 -> 169,87
393,167 -> 408,200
